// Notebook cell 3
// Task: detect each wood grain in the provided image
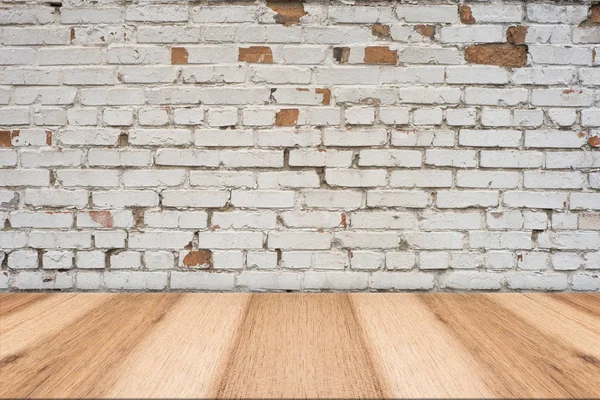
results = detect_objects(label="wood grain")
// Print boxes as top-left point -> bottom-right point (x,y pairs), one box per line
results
0,293 -> 598,399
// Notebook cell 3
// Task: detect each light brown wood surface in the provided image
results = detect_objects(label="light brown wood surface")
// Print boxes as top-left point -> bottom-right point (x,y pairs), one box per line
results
1,293 -> 599,399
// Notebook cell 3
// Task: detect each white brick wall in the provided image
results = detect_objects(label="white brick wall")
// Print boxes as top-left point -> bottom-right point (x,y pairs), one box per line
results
0,0 -> 598,292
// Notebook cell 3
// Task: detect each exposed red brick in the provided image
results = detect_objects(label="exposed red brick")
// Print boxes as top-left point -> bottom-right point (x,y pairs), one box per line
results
89,211 -> 113,228
465,44 -> 527,67
0,130 -> 19,147
276,109 -> 299,126
333,47 -> 350,64
171,47 -> 188,64
45,130 -> 52,146
238,46 -> 273,63
460,5 -> 476,24
507,25 -> 528,44
315,88 -> 331,105
183,250 -> 212,267
578,132 -> 586,138
266,0 -> 307,27
364,46 -> 397,65
371,24 -> 390,39
591,4 -> 600,23
340,213 -> 347,229
70,28 -> 76,42
414,25 -> 435,39
589,136 -> 600,147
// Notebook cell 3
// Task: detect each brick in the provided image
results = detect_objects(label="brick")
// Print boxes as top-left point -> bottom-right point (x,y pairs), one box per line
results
465,44 -> 527,67
371,272 -> 434,290
104,272 -> 168,290
239,46 -> 273,63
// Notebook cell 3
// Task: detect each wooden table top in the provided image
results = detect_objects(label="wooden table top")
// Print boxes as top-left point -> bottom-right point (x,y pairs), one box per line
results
1,293 -> 599,399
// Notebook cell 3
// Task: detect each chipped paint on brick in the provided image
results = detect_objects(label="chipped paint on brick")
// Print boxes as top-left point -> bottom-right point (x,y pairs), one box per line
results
266,0 -> 307,27
364,46 -> 397,65
171,47 -> 188,64
239,46 -> 273,63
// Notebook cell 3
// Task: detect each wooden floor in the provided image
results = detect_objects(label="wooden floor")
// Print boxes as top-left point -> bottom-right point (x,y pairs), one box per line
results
0,293 -> 599,399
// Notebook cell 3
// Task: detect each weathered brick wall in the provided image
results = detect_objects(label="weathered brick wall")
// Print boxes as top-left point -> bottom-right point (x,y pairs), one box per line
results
0,0 -> 599,292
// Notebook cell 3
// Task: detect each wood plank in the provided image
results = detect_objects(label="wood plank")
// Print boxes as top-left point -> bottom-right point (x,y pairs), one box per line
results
210,293 -> 390,399
420,293 -> 600,398
350,293 -> 494,398
105,293 -> 250,399
1,293 -> 598,399
0,293 -> 113,359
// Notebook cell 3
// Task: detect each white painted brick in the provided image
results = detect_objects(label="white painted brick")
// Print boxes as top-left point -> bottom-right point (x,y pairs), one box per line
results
144,211 -> 208,229
572,273 -> 600,291
413,108 -> 442,125
392,130 -> 455,147
425,150 -> 476,168
282,211 -> 344,229
8,250 -> 39,270
390,170 -> 452,188
269,232 -> 332,250
503,191 -> 567,210
303,190 -> 363,209
247,251 -> 278,270
371,272 -> 434,290
403,232 -> 463,250
92,191 -> 159,208
547,109 -> 577,127
420,211 -> 482,230
281,251 -> 345,270
304,271 -> 369,290
76,251 -> 105,269
335,232 -> 399,249
457,171 -> 519,189
139,108 -> 169,126
517,252 -> 550,271
367,190 -> 430,208
419,252 -> 449,270
13,272 -> 73,290
440,26 -> 504,43
76,271 -> 101,290
486,251 -> 515,270
480,151 -> 543,169
326,169 -> 386,188
469,231 -> 532,250
24,189 -> 88,208
450,252 -> 484,269
513,110 -> 544,128
351,211 -> 416,230
446,66 -> 509,85
440,271 -> 502,290
43,250 -> 74,270
9,211 -> 73,228
526,4 -> 587,24
231,190 -> 294,209
506,272 -> 567,291
171,271 -> 235,291
397,5 -> 458,23
436,191 -> 499,208
385,252 -> 416,270
524,171 -> 583,189
237,271 -> 301,291
524,130 -> 586,148
289,149 -> 352,168
465,88 -> 528,106
531,89 -> 594,107
469,4 -> 522,23
552,253 -> 583,271
104,271 -> 168,290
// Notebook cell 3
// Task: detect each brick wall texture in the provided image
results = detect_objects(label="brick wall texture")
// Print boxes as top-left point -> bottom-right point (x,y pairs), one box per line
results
1,0 -> 599,292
